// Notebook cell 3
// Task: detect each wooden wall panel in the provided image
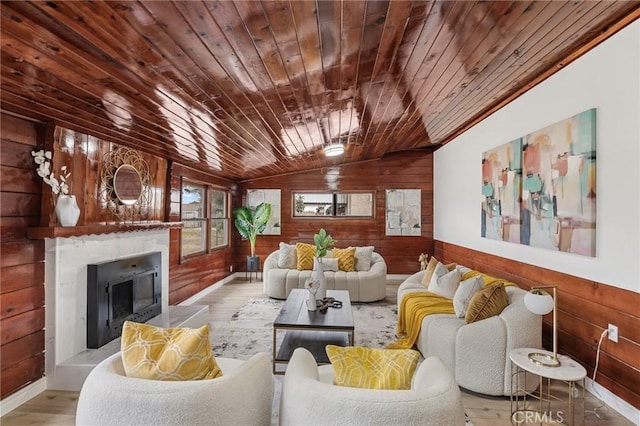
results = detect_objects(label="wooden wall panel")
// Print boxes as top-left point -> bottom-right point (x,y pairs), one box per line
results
237,151 -> 434,274
167,163 -> 236,304
434,240 -> 640,410
0,114 -> 46,399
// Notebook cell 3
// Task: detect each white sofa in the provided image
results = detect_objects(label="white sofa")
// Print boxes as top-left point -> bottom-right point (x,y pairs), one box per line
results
263,249 -> 387,302
397,267 -> 541,396
76,352 -> 274,425
280,347 -> 465,426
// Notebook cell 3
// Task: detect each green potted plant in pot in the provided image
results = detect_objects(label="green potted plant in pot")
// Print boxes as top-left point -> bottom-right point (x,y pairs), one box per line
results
312,228 -> 336,299
233,202 -> 272,273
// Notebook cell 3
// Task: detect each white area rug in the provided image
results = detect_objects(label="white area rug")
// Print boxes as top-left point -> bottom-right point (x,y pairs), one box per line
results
209,297 -> 472,425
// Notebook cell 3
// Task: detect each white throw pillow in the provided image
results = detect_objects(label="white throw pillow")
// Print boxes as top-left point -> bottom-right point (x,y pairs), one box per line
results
278,242 -> 296,269
453,275 -> 484,317
427,263 -> 460,299
353,246 -> 375,271
322,257 -> 339,272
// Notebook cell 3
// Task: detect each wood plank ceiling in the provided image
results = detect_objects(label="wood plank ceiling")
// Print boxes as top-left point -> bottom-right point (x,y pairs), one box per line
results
1,1 -> 638,181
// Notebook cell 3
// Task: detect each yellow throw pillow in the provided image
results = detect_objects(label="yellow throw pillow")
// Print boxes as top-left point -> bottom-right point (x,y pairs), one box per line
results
465,283 -> 509,324
296,243 -> 315,270
120,321 -> 222,381
332,247 -> 356,272
421,256 -> 439,286
326,345 -> 420,390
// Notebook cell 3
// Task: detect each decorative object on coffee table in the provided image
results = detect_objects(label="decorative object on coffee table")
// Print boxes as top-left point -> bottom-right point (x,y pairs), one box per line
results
312,228 -> 336,299
233,202 -> 272,274
304,278 -> 319,311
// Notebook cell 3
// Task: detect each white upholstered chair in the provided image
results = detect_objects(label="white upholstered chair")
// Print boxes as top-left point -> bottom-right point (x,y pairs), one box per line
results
76,351 -> 274,426
279,348 -> 465,426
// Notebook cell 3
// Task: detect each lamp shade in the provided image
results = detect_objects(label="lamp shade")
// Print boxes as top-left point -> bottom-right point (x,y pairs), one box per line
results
524,291 -> 554,315
324,143 -> 344,157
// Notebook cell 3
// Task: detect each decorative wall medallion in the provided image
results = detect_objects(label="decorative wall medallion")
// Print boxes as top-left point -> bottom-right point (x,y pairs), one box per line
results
100,147 -> 151,222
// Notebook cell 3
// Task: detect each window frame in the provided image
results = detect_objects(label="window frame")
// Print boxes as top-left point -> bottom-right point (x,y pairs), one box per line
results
292,191 -> 375,218
180,178 -> 230,261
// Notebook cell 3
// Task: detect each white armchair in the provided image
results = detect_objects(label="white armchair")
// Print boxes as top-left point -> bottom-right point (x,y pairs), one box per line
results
76,352 -> 274,426
279,348 -> 465,426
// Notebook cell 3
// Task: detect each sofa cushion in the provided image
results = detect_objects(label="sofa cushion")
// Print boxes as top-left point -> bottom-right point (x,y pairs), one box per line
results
465,283 -> 509,324
353,246 -> 374,271
278,242 -> 297,269
326,345 -> 420,390
421,256 -> 440,286
332,247 -> 356,272
120,321 -> 222,381
295,243 -> 315,270
428,266 -> 460,299
322,257 -> 339,272
453,275 -> 483,317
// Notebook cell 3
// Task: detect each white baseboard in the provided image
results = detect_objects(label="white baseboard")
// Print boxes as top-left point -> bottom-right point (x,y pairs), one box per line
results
387,274 -> 410,280
0,378 -> 47,416
585,378 -> 640,425
178,272 -> 241,306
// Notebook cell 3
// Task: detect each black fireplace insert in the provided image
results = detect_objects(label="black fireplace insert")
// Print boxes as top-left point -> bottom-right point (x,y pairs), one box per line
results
87,251 -> 162,349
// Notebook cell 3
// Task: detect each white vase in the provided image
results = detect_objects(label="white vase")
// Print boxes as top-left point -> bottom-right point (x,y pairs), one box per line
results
312,257 -> 326,299
55,194 -> 80,227
306,291 -> 317,311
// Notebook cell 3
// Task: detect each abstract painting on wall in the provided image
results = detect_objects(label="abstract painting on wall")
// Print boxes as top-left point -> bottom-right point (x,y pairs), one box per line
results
386,189 -> 421,236
522,109 -> 597,256
481,109 -> 597,257
481,138 -> 523,243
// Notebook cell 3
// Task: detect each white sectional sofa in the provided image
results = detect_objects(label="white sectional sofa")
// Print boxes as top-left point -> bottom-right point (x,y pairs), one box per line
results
263,248 -> 387,302
397,265 -> 541,396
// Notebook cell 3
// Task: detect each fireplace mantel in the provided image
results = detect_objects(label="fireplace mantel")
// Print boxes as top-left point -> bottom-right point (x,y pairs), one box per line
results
26,221 -> 182,239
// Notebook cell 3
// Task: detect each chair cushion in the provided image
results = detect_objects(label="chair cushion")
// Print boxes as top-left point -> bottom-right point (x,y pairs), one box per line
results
332,247 -> 356,272
322,257 -> 339,272
120,321 -> 222,381
326,345 -> 420,390
465,283 -> 509,323
296,243 -> 315,270
421,256 -> 440,286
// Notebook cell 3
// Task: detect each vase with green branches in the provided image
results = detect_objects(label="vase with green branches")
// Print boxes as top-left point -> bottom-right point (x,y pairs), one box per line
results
312,228 -> 336,299
233,202 -> 272,271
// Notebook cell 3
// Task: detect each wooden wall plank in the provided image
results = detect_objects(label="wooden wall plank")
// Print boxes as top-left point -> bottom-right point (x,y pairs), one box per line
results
0,114 -> 46,401
237,150 -> 434,274
435,240 -> 640,410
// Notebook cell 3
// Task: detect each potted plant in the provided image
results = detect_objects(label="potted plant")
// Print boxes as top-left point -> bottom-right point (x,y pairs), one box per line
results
233,202 -> 272,272
312,228 -> 336,299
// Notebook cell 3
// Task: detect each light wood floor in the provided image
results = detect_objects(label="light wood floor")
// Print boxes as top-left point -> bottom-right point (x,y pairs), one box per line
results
2,278 -> 632,426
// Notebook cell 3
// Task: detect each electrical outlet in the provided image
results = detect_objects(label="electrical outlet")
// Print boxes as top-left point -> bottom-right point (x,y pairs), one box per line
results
608,324 -> 618,343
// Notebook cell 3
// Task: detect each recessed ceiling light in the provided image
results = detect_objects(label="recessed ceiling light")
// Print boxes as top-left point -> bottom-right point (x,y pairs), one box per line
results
324,143 -> 344,157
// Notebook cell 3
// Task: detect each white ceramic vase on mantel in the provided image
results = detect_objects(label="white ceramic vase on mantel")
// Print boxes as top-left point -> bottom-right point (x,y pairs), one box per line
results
55,194 -> 80,227
312,257 -> 327,299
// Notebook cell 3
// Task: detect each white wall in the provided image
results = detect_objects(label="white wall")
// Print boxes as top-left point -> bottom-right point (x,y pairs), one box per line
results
434,20 -> 639,293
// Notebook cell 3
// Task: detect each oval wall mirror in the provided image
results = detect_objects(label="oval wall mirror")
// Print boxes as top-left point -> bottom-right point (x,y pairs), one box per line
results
113,164 -> 143,206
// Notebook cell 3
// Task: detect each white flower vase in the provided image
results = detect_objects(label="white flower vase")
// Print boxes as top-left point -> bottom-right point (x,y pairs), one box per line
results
312,257 -> 327,299
306,290 -> 317,311
55,194 -> 80,227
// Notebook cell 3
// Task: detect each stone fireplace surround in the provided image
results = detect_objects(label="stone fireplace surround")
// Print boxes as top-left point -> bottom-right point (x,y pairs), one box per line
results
44,229 -> 208,391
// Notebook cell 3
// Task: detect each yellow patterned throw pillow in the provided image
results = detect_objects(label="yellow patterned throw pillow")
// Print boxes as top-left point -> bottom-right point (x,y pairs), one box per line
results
331,247 -> 356,272
326,345 -> 420,390
120,321 -> 222,381
296,242 -> 315,270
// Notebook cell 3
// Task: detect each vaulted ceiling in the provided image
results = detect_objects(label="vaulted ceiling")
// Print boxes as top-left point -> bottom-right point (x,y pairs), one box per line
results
1,1 -> 638,181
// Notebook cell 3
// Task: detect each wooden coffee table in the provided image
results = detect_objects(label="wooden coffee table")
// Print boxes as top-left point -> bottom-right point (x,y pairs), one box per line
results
272,289 -> 354,374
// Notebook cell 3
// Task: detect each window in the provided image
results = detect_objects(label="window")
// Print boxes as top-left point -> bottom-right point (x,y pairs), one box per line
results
293,192 -> 374,217
181,181 -> 228,258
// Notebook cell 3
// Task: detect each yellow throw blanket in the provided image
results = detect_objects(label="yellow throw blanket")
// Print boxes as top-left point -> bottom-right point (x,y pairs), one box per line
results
386,292 -> 455,350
